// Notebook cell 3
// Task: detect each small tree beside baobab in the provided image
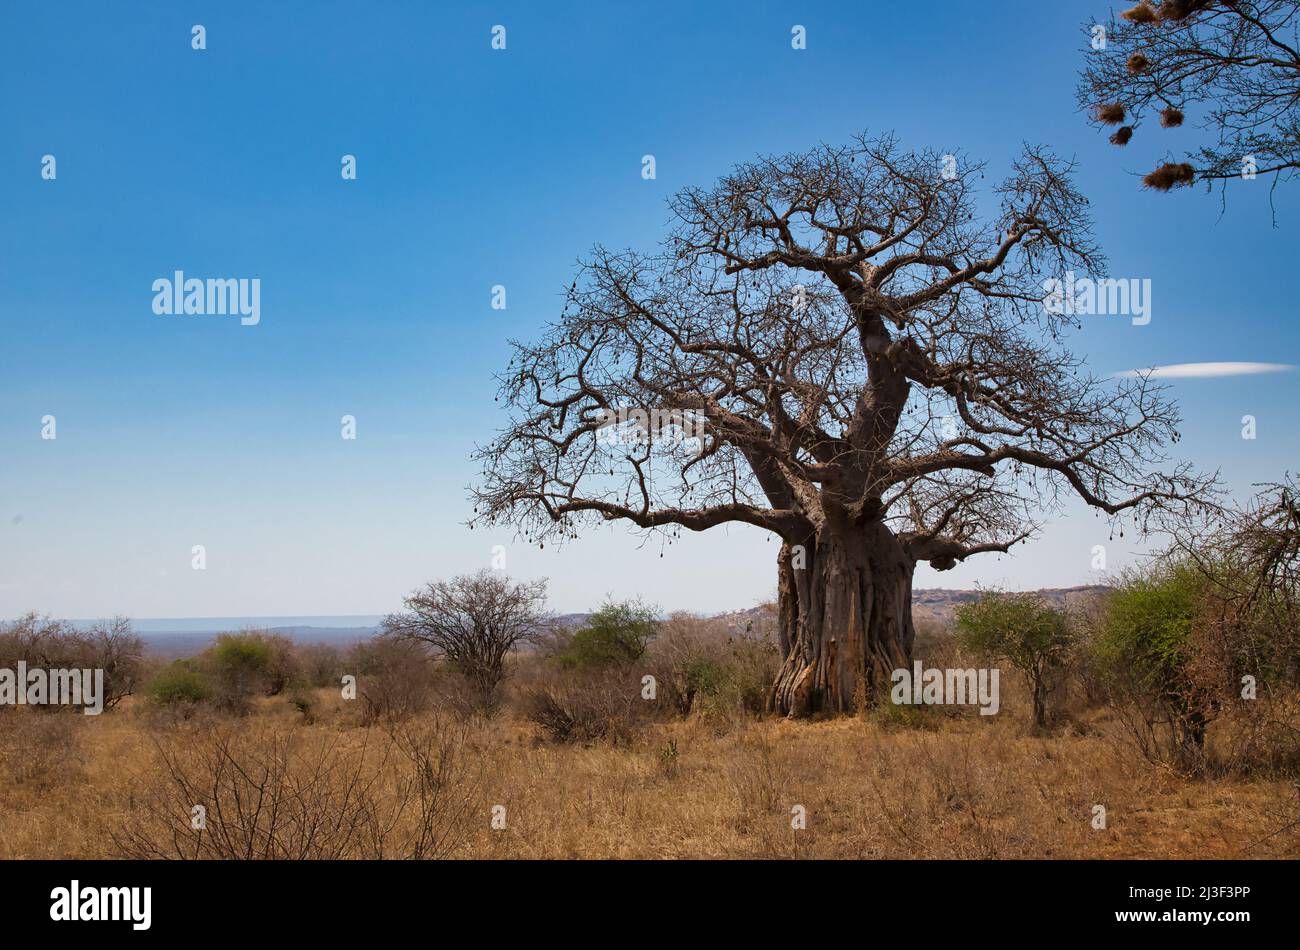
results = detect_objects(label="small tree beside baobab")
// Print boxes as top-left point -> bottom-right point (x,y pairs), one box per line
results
955,593 -> 1075,730
472,132 -> 1210,717
382,570 -> 550,699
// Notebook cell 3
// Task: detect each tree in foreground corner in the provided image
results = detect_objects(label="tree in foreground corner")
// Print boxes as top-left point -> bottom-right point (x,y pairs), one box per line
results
473,132 -> 1210,717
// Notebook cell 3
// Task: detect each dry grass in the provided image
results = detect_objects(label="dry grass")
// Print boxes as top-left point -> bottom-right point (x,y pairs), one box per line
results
0,692 -> 1295,860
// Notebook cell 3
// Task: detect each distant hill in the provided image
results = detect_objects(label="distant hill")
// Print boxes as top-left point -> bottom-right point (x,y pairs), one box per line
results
911,585 -> 1111,628
712,585 -> 1112,634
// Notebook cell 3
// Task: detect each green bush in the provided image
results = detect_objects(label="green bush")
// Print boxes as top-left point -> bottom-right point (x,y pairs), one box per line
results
1094,559 -> 1212,767
207,631 -> 298,702
955,592 -> 1075,729
1095,561 -> 1200,685
561,600 -> 659,669
213,635 -> 274,675
679,655 -> 727,699
146,661 -> 213,707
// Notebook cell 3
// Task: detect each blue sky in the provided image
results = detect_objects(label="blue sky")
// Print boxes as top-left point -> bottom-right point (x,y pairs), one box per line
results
2,0 -> 1297,619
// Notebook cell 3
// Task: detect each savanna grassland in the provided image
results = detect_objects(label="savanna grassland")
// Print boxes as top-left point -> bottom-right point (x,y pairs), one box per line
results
1,608 -> 1296,861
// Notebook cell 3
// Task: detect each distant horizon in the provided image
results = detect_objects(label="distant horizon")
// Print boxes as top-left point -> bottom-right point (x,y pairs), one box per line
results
69,614 -> 385,634
21,582 -> 1117,632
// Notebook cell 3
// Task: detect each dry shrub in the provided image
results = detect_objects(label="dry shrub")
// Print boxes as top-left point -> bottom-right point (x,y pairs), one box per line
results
723,722 -> 1065,859
0,614 -> 144,710
1187,611 -> 1300,776
862,729 -> 1058,859
1259,783 -> 1300,854
1211,692 -> 1300,777
726,724 -> 795,818
295,643 -> 346,688
518,665 -> 645,744
113,719 -> 477,859
347,637 -> 435,726
721,723 -> 810,857
644,613 -> 779,721
912,616 -> 953,658
431,668 -> 505,719
0,712 -> 86,788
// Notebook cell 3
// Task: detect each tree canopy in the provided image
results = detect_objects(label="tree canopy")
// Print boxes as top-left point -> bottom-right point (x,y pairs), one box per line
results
472,132 -> 1209,567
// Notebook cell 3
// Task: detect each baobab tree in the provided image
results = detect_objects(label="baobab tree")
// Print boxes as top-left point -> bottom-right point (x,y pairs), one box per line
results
472,133 -> 1210,716
1079,0 -> 1300,192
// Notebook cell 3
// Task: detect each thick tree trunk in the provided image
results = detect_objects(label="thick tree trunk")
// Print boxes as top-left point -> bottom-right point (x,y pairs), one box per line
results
769,521 -> 916,716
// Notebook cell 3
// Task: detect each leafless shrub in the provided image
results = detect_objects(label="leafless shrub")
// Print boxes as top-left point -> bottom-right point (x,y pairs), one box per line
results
383,570 -> 550,703
864,731 -> 1026,859
727,724 -> 793,819
295,643 -> 345,689
518,666 -> 644,744
384,721 -> 481,858
1254,781 -> 1300,855
347,638 -> 435,726
113,720 -> 476,859
0,614 -> 144,711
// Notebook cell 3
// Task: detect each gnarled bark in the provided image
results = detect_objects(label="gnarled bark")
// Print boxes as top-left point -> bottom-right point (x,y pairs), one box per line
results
770,522 -> 915,716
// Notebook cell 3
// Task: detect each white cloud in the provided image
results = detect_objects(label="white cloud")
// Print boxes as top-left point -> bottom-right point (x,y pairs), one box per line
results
1115,361 -> 1296,379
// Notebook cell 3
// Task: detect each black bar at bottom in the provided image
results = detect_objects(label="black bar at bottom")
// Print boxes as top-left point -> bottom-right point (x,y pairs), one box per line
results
1,858 -> 1290,937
